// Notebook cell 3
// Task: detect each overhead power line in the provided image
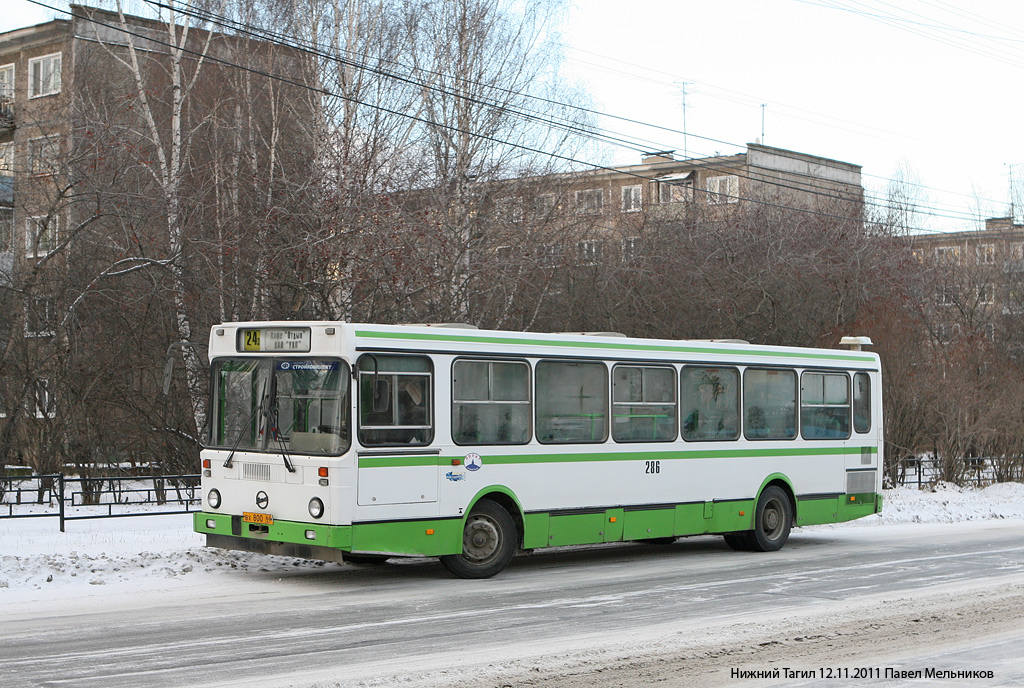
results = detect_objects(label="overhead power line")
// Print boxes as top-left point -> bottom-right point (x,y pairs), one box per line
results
18,0 -> 984,232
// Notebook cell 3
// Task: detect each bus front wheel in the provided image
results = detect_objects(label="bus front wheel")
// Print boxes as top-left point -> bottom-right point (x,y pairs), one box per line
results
440,499 -> 518,579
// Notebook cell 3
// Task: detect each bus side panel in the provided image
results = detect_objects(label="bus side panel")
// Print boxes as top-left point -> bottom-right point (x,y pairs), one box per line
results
795,495 -> 840,526
350,517 -> 462,556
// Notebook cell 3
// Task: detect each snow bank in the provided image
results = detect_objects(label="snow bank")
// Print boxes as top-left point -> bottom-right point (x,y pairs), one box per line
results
1,483 -> 1022,598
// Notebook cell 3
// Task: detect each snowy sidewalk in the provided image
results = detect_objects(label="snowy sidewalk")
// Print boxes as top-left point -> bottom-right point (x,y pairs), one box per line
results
2,483 -> 1023,598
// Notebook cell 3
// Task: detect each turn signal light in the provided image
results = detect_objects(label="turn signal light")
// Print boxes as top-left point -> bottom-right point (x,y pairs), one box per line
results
426,529 -> 435,535
202,459 -> 211,469
318,467 -> 329,478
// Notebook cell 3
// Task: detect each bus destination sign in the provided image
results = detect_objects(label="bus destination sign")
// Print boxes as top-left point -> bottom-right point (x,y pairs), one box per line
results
239,327 -> 311,353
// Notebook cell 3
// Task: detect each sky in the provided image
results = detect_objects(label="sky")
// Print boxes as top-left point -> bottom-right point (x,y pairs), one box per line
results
561,0 -> 1024,233
4,0 -> 1023,233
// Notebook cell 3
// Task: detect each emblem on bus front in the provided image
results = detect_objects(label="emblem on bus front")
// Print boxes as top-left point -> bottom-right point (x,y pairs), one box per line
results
465,453 -> 482,471
256,491 -> 269,509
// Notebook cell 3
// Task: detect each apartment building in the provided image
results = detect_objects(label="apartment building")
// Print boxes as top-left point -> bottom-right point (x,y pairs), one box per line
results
909,217 -> 1024,342
0,5 -> 315,466
479,143 -> 864,263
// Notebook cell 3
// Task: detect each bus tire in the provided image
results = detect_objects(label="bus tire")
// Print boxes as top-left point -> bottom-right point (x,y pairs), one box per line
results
440,499 -> 518,579
722,533 -> 751,551
749,486 -> 792,552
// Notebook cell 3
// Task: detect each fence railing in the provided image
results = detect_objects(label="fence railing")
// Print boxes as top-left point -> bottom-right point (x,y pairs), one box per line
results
0,474 -> 200,532
892,456 -> 1023,488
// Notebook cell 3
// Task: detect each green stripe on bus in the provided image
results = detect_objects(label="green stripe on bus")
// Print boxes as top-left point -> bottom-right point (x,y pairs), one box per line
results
357,445 -> 877,468
353,330 -> 876,363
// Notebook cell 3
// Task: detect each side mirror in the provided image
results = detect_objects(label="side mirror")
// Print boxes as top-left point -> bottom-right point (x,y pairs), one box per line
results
162,341 -> 205,395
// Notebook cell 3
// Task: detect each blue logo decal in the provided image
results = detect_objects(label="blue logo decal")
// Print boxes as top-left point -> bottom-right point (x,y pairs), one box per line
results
445,471 -> 466,482
465,453 -> 483,471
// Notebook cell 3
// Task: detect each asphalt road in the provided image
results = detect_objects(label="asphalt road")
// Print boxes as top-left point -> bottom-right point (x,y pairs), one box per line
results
4,520 -> 1024,687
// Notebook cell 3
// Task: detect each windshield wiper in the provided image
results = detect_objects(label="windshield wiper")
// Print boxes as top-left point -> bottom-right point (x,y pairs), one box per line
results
223,380 -> 269,468
265,373 -> 296,473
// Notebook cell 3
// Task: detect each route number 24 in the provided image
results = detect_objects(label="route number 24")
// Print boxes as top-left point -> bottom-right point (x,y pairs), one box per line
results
645,460 -> 661,474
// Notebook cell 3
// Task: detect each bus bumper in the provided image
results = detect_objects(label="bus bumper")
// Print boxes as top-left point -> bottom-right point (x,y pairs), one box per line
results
193,511 -> 461,558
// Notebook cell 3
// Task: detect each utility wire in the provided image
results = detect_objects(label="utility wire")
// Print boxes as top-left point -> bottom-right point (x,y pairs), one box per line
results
21,0 -> 978,231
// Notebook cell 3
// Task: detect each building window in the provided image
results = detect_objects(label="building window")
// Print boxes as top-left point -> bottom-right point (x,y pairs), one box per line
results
33,378 -> 55,419
621,236 -> 641,262
534,193 -> 557,218
978,283 -> 995,306
621,185 -> 642,212
706,175 -> 739,205
977,244 -> 995,264
575,188 -> 603,214
578,239 -> 601,265
0,63 -> 13,98
25,295 -> 55,337
28,137 -> 59,176
29,53 -> 61,98
0,207 -> 12,251
937,283 -> 956,307
26,216 -> 55,258
0,142 -> 13,173
494,196 -> 523,223
935,246 -> 960,265
657,178 -> 693,203
538,243 -> 564,268
0,63 -> 12,121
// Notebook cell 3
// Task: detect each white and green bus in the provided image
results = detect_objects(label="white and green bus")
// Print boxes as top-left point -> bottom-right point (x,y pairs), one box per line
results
195,322 -> 882,578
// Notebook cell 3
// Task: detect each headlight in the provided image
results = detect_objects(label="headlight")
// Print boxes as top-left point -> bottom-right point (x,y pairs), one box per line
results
308,497 -> 324,519
208,489 -> 221,509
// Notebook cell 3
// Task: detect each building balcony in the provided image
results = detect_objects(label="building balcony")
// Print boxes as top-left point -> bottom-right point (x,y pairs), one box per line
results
0,96 -> 13,131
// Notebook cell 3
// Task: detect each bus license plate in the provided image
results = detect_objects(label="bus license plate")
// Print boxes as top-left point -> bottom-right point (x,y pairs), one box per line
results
243,512 -> 274,525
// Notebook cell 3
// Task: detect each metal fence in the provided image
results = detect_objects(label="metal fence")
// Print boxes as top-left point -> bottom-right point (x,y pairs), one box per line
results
892,456 -> 1023,488
0,473 -> 200,532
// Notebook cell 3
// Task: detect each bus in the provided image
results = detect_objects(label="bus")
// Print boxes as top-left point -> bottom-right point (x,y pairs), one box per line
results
194,322 -> 883,578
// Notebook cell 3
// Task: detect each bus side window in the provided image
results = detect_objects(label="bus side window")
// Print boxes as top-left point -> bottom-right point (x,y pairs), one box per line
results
452,359 -> 531,445
800,371 -> 850,440
536,360 -> 608,444
853,372 -> 871,433
680,367 -> 739,441
743,368 -> 797,440
611,364 -> 677,442
358,355 -> 433,446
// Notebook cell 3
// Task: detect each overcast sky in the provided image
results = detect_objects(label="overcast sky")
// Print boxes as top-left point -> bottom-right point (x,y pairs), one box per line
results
563,0 -> 1024,233
4,0 -> 1022,233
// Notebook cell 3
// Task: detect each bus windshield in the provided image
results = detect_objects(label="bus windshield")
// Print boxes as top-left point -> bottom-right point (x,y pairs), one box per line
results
210,358 -> 350,455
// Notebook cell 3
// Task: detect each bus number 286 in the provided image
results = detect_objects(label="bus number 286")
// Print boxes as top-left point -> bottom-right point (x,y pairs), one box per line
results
645,460 -> 661,474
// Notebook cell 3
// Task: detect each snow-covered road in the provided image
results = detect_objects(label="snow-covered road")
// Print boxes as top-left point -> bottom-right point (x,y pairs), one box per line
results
2,483 -> 1023,687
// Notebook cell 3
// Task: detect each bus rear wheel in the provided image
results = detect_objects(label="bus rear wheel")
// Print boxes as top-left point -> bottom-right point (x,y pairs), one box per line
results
440,499 -> 518,579
749,486 -> 792,552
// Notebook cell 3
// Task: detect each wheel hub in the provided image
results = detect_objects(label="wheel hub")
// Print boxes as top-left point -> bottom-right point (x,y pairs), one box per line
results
463,515 -> 500,561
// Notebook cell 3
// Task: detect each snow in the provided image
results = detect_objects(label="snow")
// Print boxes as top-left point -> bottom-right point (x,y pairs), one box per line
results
2,483 -> 1023,602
